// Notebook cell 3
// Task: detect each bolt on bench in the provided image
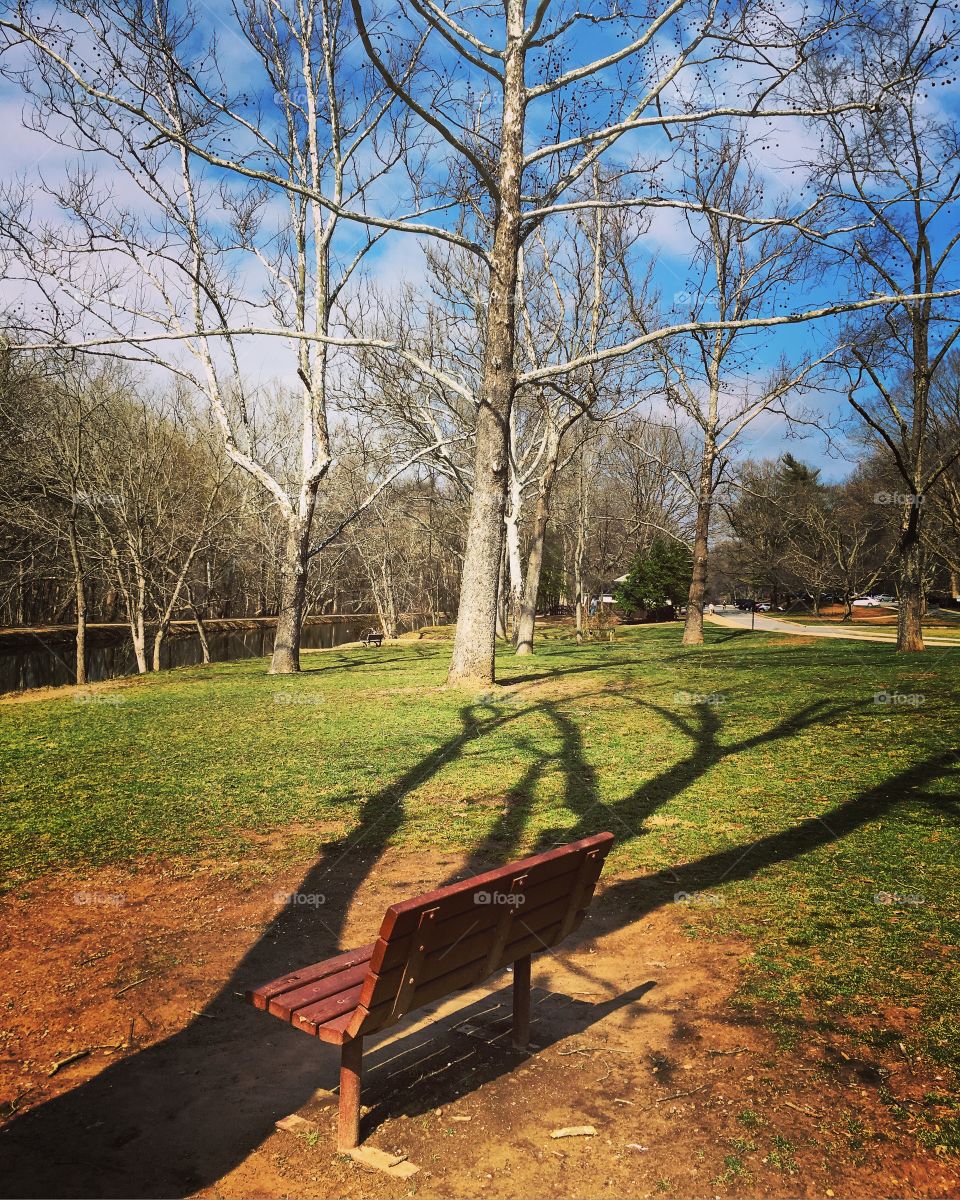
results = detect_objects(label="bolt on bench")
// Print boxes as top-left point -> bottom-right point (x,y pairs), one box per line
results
246,832 -> 614,1149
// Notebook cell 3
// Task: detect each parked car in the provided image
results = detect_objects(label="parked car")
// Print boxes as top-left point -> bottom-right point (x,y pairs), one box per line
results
756,602 -> 772,612
853,594 -> 899,608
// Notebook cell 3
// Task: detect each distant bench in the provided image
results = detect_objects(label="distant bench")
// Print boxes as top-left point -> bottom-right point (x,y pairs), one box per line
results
359,628 -> 384,647
246,832 -> 614,1149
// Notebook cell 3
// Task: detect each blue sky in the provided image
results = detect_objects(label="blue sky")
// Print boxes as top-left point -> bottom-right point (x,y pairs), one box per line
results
2,1 -> 958,483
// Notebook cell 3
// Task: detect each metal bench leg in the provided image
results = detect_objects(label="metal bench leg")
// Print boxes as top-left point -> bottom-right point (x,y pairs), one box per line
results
512,954 -> 531,1051
337,1036 -> 363,1151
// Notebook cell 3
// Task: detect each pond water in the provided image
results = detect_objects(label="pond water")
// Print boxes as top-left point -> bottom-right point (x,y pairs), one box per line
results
0,617 -> 422,694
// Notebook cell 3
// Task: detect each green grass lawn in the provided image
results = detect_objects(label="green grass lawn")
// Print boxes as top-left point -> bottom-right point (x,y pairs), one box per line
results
2,623 -> 958,1147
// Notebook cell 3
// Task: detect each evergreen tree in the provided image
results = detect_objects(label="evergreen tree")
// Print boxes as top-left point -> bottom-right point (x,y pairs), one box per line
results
615,538 -> 693,612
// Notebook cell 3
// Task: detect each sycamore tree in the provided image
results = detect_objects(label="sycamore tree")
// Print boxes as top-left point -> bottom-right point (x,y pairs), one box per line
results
808,2 -> 960,650
3,0 -> 959,684
349,0 -> 936,685
0,0 -> 460,673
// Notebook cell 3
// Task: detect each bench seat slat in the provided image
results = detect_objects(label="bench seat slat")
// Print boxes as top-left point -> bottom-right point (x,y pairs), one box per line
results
315,1010 -> 357,1042
292,984 -> 365,1035
246,942 -> 375,1010
268,962 -> 371,1020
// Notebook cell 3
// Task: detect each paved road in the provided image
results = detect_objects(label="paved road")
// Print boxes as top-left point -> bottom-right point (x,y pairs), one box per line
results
706,608 -> 960,647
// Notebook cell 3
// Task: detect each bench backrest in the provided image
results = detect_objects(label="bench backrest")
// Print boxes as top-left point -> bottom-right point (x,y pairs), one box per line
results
348,832 -> 614,1038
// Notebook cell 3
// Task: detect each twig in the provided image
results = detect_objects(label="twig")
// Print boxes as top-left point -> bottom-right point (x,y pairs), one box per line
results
48,1050 -> 91,1075
557,1044 -> 631,1057
49,1040 -> 128,1075
654,1084 -> 707,1104
2,1086 -> 35,1114
77,950 -> 110,967
113,972 -> 159,997
783,1100 -> 817,1116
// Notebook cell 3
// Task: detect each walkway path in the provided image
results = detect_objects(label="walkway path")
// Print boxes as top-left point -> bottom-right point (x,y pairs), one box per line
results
706,608 -> 960,648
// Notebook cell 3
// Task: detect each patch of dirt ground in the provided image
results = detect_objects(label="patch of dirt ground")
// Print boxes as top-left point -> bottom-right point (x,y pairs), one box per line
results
0,841 -> 956,1199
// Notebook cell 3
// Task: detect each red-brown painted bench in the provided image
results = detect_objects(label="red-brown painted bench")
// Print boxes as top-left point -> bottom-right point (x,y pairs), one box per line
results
246,832 -> 614,1149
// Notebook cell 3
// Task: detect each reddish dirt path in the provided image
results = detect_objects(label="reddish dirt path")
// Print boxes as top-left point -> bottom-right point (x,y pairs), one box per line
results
0,845 -> 955,1198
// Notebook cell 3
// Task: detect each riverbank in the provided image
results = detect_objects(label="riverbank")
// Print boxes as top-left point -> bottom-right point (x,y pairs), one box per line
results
0,614 -> 422,649
0,614 -> 440,694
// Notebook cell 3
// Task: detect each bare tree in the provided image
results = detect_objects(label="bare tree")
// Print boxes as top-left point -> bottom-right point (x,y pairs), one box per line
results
347,0 -> 951,683
510,195 -> 658,654
76,377 -> 231,674
0,0 -> 453,672
5,0 -> 958,684
638,130 -> 834,645
0,343 -> 99,681
809,3 -> 960,650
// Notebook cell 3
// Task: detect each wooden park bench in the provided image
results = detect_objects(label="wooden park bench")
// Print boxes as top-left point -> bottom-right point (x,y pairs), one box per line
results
246,831 -> 614,1149
359,628 -> 384,647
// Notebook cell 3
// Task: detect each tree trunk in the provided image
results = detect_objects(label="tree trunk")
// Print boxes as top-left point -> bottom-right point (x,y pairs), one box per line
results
897,502 -> 925,652
515,465 -> 556,656
67,519 -> 87,686
128,566 -> 148,674
377,561 -> 399,639
495,540 -> 509,641
152,627 -> 166,672
192,603 -> 211,663
270,507 -> 314,673
75,575 -> 87,686
573,447 -> 589,643
446,17 -> 525,688
131,611 -> 148,674
504,478 -> 524,641
682,450 -> 715,646
152,554 -> 202,672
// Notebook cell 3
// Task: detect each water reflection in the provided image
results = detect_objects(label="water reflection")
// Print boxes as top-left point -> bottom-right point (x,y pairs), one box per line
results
0,617 -> 423,694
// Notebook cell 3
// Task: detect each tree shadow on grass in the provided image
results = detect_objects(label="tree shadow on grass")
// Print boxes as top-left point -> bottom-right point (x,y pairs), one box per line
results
0,684 -> 955,1197
503,658 -> 616,687
530,695 -> 857,854
595,749 -> 959,923
0,692 -> 561,1197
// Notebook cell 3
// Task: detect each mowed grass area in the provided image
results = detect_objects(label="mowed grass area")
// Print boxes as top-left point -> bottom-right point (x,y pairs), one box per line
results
2,623 -> 959,1146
